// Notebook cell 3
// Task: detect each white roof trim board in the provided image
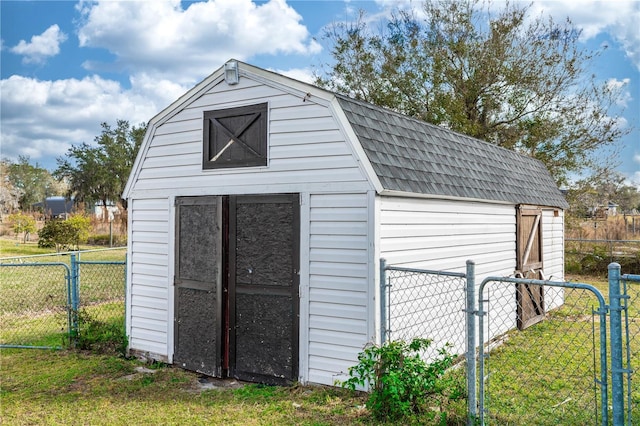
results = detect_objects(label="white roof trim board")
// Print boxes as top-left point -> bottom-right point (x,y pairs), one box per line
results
124,60 -> 568,209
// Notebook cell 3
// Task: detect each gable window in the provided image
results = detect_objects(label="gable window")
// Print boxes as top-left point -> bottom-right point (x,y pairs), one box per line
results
203,103 -> 268,169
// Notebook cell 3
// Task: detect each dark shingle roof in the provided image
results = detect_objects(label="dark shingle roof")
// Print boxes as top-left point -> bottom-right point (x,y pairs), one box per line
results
336,95 -> 569,209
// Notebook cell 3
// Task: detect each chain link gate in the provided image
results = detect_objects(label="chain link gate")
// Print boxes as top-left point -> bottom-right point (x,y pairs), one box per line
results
477,276 -> 608,425
620,270 -> 639,424
1,249 -> 126,349
0,262 -> 72,349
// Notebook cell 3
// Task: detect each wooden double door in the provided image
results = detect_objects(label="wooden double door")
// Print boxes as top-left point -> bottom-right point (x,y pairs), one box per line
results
173,194 -> 299,384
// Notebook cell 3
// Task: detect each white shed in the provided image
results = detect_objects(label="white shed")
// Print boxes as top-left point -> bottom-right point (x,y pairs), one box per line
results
123,60 -> 568,386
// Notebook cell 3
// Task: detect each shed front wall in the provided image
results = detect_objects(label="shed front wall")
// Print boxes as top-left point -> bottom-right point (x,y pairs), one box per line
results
126,77 -> 375,385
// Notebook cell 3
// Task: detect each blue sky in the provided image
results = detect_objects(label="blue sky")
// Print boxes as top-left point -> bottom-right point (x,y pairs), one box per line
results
1,0 -> 638,187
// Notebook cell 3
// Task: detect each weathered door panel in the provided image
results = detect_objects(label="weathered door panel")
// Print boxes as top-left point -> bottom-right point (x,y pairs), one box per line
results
516,206 -> 545,330
173,196 -> 223,377
228,194 -> 299,384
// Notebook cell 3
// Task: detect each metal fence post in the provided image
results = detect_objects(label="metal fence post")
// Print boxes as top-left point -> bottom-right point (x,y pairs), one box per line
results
465,260 -> 477,425
609,262 -> 624,425
380,258 -> 387,344
70,253 -> 80,345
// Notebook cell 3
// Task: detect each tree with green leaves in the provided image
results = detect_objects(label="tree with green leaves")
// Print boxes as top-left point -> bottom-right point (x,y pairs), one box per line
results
315,0 -> 629,185
55,120 -> 145,217
3,156 -> 65,211
7,212 -> 37,243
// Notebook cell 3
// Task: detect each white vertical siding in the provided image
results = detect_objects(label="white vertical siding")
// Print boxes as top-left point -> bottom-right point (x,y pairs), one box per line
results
306,192 -> 372,385
127,197 -> 171,358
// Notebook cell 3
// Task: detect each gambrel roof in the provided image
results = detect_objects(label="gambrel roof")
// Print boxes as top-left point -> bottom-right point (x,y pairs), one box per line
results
125,60 -> 568,209
337,95 -> 569,209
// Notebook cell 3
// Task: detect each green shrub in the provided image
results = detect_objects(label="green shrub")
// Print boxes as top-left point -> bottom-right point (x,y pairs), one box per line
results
340,338 -> 456,421
66,213 -> 91,243
70,309 -> 127,355
38,214 -> 92,251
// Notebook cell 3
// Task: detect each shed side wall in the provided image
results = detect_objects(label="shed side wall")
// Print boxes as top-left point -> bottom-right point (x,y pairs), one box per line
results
379,196 -> 517,276
542,208 -> 566,310
378,196 -> 518,354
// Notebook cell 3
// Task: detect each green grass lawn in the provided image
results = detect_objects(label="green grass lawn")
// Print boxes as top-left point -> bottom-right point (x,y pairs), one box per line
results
1,349 -> 412,426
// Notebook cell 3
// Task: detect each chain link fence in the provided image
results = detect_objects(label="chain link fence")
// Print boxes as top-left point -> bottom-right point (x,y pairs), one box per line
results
0,249 -> 126,349
382,262 -> 467,358
382,260 -> 638,425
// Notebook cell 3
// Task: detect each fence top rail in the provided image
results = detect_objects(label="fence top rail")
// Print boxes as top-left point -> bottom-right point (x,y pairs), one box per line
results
384,265 -> 466,279
478,275 -> 607,309
0,246 -> 126,262
75,260 -> 126,265
565,238 -> 640,244
0,261 -> 71,273
622,274 -> 640,281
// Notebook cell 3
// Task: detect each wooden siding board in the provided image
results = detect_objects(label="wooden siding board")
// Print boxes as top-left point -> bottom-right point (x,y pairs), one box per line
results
309,329 -> 368,347
130,253 -> 168,267
131,241 -> 168,255
131,231 -> 168,245
310,234 -> 369,250
131,273 -> 170,288
308,342 -> 362,361
379,196 -> 517,274
133,169 -> 368,190
309,275 -> 368,292
310,261 -> 368,278
309,315 -> 368,335
272,129 -> 344,146
145,142 -> 200,159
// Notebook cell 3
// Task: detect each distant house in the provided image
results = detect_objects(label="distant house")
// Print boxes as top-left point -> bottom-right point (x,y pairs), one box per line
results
33,197 -> 75,218
590,202 -> 619,218
94,201 -> 120,221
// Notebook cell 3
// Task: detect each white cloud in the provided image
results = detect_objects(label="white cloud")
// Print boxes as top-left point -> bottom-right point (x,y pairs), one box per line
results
270,67 -> 315,84
76,0 -> 321,85
528,1 -> 640,71
10,24 -> 67,64
0,75 -> 165,170
606,78 -> 632,108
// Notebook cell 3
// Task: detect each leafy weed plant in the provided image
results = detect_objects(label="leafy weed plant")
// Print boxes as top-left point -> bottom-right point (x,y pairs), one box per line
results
341,338 -> 457,422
